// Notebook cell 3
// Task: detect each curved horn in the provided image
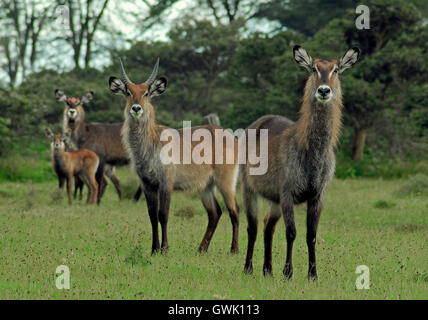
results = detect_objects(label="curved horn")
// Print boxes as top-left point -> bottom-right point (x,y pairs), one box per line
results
119,58 -> 131,85
145,58 -> 159,85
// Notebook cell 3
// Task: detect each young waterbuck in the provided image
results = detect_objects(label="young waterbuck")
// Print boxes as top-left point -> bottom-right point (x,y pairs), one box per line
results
55,89 -> 143,203
62,131 -> 114,201
45,128 -> 99,205
108,59 -> 240,254
241,45 -> 360,280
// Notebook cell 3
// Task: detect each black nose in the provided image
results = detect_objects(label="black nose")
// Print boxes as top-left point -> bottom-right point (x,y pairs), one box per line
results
317,87 -> 331,97
132,105 -> 141,113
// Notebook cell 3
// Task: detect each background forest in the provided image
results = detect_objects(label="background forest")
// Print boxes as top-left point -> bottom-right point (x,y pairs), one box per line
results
0,0 -> 427,181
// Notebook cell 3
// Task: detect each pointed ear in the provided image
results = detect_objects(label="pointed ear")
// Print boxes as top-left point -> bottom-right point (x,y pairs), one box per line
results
293,45 -> 313,72
109,77 -> 128,96
81,91 -> 94,104
45,127 -> 54,139
55,89 -> 67,102
149,76 -> 168,98
338,47 -> 360,73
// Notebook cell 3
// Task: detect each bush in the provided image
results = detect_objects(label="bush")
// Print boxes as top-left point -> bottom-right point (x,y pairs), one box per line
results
124,246 -> 151,266
335,149 -> 428,179
0,156 -> 54,182
395,174 -> 428,197
373,200 -> 396,209
174,206 -> 196,219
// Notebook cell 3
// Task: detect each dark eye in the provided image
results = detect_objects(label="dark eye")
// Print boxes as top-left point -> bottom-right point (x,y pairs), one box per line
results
143,91 -> 148,97
312,67 -> 317,73
333,68 -> 338,74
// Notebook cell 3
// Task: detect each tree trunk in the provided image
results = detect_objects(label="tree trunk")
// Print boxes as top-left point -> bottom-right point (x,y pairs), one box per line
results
351,127 -> 367,161
73,44 -> 81,70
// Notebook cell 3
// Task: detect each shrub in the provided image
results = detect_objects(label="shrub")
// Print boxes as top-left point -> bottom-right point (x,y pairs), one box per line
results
394,174 -> 428,197
174,206 -> 196,219
124,246 -> 151,266
373,200 -> 396,209
0,156 -> 54,182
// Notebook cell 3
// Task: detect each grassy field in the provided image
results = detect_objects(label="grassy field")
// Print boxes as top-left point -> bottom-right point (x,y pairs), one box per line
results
0,169 -> 427,299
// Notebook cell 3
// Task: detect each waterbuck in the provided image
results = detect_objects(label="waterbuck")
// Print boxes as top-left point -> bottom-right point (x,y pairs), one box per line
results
108,59 -> 240,254
55,89 -> 143,203
45,128 -> 99,205
62,130 -> 114,201
241,45 -> 360,279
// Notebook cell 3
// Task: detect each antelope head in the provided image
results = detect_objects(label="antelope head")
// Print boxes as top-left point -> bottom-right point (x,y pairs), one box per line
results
45,127 -> 69,152
55,89 -> 94,122
108,58 -> 168,122
293,45 -> 360,104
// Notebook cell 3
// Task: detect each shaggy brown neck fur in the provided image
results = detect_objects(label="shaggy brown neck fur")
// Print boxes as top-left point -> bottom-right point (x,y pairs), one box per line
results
63,108 -> 85,140
52,147 -> 68,175
142,104 -> 160,147
295,77 -> 343,153
122,100 -> 160,164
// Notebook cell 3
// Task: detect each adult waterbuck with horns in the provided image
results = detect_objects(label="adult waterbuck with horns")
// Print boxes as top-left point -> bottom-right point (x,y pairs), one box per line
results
55,89 -> 143,203
108,59 -> 240,254
241,45 -> 360,280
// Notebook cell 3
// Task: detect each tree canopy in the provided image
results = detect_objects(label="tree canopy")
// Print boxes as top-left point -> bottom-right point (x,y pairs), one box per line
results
0,0 -> 427,173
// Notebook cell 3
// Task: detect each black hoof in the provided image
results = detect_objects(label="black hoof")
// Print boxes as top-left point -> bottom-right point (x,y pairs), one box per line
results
151,248 -> 161,255
283,264 -> 293,280
308,265 -> 317,281
244,264 -> 253,275
308,272 -> 318,281
160,247 -> 169,254
263,263 -> 273,277
198,247 -> 208,254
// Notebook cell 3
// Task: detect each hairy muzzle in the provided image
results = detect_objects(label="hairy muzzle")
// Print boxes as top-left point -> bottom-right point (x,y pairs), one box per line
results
67,108 -> 78,119
130,104 -> 143,117
315,85 -> 333,103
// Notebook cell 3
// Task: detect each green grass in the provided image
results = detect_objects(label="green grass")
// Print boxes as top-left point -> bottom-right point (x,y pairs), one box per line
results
0,155 -> 54,182
0,169 -> 427,299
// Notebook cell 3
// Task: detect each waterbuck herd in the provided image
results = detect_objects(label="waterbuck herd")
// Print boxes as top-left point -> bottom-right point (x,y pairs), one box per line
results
46,46 -> 360,279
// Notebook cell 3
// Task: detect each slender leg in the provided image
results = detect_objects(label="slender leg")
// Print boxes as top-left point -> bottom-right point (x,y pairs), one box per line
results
80,175 -> 92,204
99,177 -> 108,198
86,184 -> 92,204
307,196 -> 322,280
109,174 -> 122,200
90,176 -> 98,204
198,183 -> 222,252
228,199 -> 240,254
95,162 -> 104,205
158,188 -> 171,252
73,177 -> 81,200
281,196 -> 296,280
133,185 -> 143,202
263,204 -> 281,276
78,181 -> 83,201
59,177 -> 65,189
143,183 -> 160,254
105,166 -> 122,200
242,181 -> 258,274
66,176 -> 72,205
218,187 -> 240,254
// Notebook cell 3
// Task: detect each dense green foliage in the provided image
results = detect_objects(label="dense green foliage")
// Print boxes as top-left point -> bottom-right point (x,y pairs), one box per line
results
0,0 -> 426,181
